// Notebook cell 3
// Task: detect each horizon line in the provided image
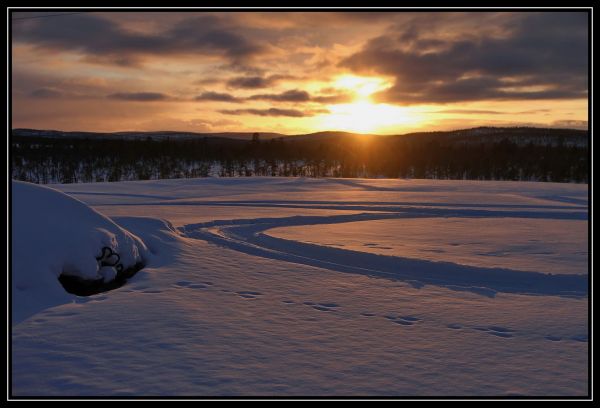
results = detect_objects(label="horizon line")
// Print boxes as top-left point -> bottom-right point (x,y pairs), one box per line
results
11,125 -> 590,138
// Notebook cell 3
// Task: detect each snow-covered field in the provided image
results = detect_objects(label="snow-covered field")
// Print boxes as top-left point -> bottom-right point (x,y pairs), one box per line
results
11,177 -> 589,396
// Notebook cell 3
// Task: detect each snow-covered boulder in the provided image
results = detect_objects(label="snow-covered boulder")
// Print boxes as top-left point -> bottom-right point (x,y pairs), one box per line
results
11,180 -> 149,324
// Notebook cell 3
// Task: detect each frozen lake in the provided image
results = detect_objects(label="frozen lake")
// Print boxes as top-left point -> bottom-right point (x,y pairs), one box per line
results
12,177 -> 589,396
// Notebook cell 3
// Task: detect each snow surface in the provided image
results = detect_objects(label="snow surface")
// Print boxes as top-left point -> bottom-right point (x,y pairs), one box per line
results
11,181 -> 149,324
268,217 -> 588,276
11,178 -> 589,396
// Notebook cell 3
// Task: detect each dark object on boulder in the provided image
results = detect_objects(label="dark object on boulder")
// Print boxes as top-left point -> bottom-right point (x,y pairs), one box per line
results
58,248 -> 145,296
96,246 -> 123,273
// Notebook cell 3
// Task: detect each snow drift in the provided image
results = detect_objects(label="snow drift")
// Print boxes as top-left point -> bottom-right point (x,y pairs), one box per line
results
11,180 -> 149,324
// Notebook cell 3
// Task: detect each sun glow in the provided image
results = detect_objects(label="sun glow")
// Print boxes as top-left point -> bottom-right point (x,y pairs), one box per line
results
333,75 -> 392,99
320,102 -> 419,134
319,75 -> 420,133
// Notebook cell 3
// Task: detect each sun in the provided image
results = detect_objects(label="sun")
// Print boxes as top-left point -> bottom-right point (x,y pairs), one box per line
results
320,102 -> 414,133
318,75 -> 419,133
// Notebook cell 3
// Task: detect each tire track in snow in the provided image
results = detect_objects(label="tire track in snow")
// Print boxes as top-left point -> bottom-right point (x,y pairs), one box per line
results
179,208 -> 587,299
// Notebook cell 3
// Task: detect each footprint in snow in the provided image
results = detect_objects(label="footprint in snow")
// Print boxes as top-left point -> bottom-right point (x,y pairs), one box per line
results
304,302 -> 339,312
488,326 -> 514,333
571,335 -> 588,343
236,291 -> 262,299
544,334 -> 588,343
385,314 -> 421,326
173,280 -> 212,290
447,323 -> 462,330
545,336 -> 562,342
474,326 -> 515,338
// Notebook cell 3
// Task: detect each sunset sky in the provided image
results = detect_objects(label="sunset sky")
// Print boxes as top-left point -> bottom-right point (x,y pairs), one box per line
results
11,10 -> 589,135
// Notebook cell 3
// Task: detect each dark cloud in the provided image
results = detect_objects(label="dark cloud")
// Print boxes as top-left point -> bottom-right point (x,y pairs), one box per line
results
13,13 -> 264,64
340,12 -> 588,105
227,76 -> 271,89
193,77 -> 224,86
29,87 -> 93,99
248,89 -> 311,102
168,16 -> 262,61
246,89 -> 352,104
220,108 -> 320,117
435,108 -> 556,115
517,109 -> 552,114
226,74 -> 295,89
195,91 -> 242,103
195,88 -> 349,105
107,92 -> 169,101
434,109 -> 505,115
312,93 -> 354,104
30,87 -> 65,98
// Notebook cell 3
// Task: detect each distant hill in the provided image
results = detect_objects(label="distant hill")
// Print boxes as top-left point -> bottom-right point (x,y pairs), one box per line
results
389,126 -> 588,147
12,126 -> 588,147
11,129 -> 287,141
284,131 -> 382,141
285,127 -> 588,147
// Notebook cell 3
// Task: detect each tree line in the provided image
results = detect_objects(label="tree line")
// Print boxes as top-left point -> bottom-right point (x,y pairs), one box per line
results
10,129 -> 588,184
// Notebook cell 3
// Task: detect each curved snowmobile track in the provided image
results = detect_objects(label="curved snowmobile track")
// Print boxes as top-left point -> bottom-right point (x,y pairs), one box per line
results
180,203 -> 588,298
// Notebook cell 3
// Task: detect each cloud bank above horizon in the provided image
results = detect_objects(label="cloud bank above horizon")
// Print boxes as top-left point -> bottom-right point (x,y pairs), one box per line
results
11,10 -> 588,134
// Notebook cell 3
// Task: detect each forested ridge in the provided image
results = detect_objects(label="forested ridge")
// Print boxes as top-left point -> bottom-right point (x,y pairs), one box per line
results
11,127 -> 589,184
